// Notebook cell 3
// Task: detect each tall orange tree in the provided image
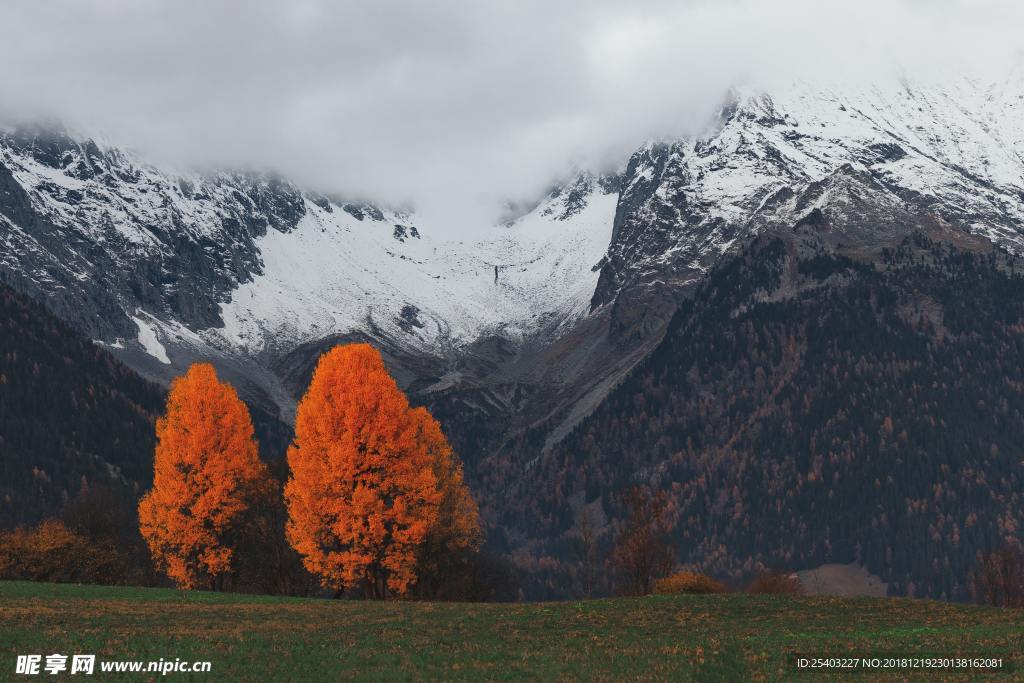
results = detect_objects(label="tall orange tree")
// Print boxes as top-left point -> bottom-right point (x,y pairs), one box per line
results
285,343 -> 479,598
138,363 -> 270,590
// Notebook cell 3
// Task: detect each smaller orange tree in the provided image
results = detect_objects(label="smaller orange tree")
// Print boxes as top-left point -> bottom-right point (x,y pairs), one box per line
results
138,363 -> 271,590
410,406 -> 482,592
286,343 -> 478,598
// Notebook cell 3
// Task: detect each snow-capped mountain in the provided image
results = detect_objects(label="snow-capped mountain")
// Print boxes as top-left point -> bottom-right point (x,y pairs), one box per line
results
3,73 -> 1024,426
215,174 -> 617,358
0,123 -> 619,415
594,75 -> 1024,339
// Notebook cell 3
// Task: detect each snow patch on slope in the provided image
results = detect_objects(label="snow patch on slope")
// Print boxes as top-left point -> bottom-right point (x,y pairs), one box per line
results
132,314 -> 170,364
213,184 -> 617,354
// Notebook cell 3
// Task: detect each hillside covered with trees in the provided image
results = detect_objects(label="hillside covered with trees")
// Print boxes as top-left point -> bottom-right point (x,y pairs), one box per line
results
519,221 -> 1024,600
0,282 -> 164,526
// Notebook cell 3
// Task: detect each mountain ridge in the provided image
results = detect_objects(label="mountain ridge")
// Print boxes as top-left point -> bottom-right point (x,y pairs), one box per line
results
4,75 -> 1024,597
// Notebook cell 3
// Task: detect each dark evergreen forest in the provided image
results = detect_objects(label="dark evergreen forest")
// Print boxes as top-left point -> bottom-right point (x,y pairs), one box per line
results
519,228 -> 1024,600
0,283 -> 163,526
0,283 -> 290,527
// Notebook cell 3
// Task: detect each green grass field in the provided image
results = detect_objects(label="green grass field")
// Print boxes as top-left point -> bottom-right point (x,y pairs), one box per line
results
0,581 -> 1021,681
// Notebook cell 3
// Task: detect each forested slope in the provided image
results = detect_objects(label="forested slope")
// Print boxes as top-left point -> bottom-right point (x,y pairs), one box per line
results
0,282 -> 163,525
531,221 -> 1024,599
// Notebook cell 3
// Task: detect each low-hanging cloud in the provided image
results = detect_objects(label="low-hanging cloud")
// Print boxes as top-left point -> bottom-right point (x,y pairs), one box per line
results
1,0 -> 1022,236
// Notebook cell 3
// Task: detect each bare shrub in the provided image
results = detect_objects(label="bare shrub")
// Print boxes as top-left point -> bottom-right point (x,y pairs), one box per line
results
969,544 -> 1024,608
746,570 -> 804,595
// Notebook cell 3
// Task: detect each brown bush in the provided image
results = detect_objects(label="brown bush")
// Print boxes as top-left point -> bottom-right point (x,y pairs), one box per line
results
654,571 -> 730,595
746,570 -> 804,594
0,519 -> 125,584
611,487 -> 675,596
61,482 -> 154,586
970,544 -> 1024,608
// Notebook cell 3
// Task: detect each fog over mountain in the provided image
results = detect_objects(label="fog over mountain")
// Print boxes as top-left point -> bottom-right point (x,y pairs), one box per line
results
2,0 -> 1022,236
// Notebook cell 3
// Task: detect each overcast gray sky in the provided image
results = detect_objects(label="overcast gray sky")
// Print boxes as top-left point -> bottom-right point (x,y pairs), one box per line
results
1,0 -> 1022,235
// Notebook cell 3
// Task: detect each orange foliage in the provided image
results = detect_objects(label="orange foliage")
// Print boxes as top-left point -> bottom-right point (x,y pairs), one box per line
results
0,520 -> 121,584
285,344 -> 478,598
654,571 -> 730,595
412,406 -> 482,555
138,363 -> 271,589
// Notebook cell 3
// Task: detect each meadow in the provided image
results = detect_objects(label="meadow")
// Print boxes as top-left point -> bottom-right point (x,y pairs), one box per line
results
1,581 -> 1021,680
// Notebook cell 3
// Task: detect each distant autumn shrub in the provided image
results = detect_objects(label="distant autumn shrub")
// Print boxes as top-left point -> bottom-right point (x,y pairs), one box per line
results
0,520 -> 122,584
654,571 -> 730,595
746,570 -> 804,595
611,487 -> 676,596
286,344 -> 480,599
970,544 -> 1024,608
138,363 -> 272,590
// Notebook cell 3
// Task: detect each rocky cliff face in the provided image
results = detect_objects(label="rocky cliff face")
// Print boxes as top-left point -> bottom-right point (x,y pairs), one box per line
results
0,125 -> 619,420
593,77 -> 1024,346
5,77 -> 1022,392
0,125 -> 306,341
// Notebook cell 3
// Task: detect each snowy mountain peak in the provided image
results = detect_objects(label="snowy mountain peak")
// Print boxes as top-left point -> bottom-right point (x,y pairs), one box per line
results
214,175 -> 616,358
5,75 -> 1024,416
0,124 -> 616,396
592,75 -> 1024,321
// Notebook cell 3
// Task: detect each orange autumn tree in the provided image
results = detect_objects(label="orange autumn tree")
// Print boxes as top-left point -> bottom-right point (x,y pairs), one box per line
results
285,343 -> 480,599
138,363 -> 271,590
410,406 -> 483,585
